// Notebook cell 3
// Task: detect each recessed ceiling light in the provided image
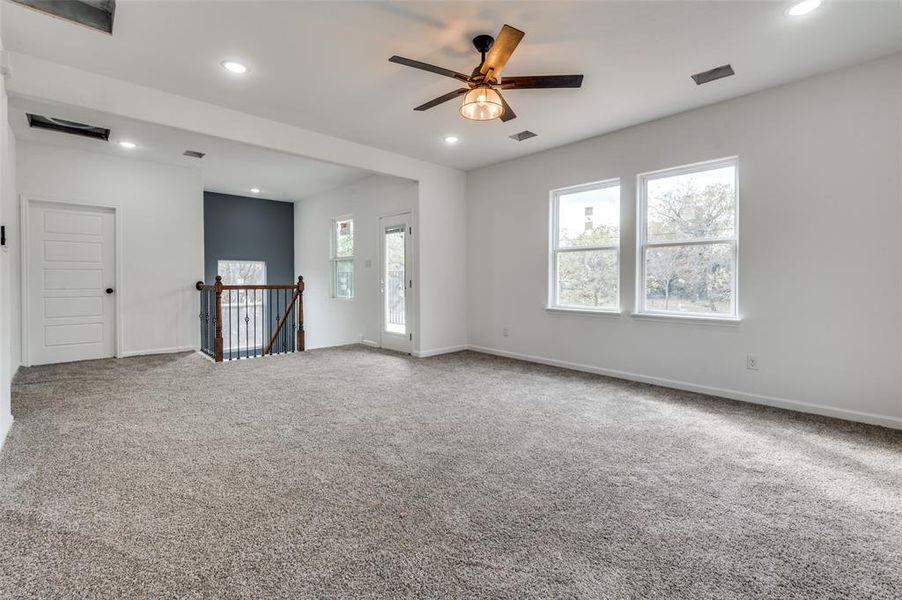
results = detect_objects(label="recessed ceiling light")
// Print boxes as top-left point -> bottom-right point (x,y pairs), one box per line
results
118,141 -> 136,149
221,61 -> 248,74
250,188 -> 261,194
443,136 -> 459,144
787,0 -> 822,16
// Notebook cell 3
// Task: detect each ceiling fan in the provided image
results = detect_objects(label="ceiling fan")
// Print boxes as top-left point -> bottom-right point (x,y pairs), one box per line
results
389,24 -> 583,122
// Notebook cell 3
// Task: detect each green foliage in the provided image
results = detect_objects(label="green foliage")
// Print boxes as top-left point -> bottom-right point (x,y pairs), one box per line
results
558,223 -> 618,308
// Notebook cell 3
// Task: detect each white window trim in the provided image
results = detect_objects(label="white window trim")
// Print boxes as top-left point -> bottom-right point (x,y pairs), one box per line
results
331,215 -> 354,300
636,156 -> 740,321
547,178 -> 622,313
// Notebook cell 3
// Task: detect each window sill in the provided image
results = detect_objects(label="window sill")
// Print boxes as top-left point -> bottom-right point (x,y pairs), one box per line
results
331,297 -> 354,302
631,312 -> 741,326
546,306 -> 622,317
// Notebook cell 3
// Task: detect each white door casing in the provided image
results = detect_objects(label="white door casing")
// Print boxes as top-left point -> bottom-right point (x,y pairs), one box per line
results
26,200 -> 116,365
380,213 -> 412,354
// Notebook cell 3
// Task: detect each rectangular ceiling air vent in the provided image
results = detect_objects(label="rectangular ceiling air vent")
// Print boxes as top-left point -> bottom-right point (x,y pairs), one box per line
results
183,150 -> 206,159
11,0 -> 116,35
509,130 -> 537,142
26,113 -> 110,141
691,64 -> 735,86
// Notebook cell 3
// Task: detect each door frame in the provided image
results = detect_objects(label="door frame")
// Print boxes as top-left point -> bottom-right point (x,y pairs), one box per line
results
20,194 -> 124,366
378,210 -> 413,353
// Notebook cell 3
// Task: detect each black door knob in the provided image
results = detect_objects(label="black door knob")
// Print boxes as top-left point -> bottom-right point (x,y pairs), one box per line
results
105,288 -> 114,294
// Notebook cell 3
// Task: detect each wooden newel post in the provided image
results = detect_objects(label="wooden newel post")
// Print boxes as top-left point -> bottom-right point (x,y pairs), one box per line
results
296,276 -> 305,352
213,275 -> 224,362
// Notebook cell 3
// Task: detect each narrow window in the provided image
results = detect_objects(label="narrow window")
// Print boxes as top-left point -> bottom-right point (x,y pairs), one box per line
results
638,157 -> 738,317
217,260 -> 266,350
332,217 -> 354,299
550,179 -> 620,311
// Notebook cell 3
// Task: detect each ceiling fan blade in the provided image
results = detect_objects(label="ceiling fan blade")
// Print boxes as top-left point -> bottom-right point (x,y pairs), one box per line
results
413,88 -> 469,111
389,56 -> 471,83
500,74 -> 584,89
498,91 -> 517,122
480,24 -> 524,80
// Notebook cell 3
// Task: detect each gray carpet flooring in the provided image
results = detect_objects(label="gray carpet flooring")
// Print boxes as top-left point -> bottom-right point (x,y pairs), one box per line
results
0,346 -> 900,599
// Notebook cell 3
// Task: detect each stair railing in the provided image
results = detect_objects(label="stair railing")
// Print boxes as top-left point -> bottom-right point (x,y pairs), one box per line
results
195,275 -> 305,362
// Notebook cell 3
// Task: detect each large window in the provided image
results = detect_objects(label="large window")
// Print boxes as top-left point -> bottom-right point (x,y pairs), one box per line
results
218,260 -> 266,350
549,179 -> 620,311
638,157 -> 738,318
331,217 -> 354,299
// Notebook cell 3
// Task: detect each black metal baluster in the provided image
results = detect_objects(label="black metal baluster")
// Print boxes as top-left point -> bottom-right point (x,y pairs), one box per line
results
229,290 -> 233,361
254,289 -> 258,358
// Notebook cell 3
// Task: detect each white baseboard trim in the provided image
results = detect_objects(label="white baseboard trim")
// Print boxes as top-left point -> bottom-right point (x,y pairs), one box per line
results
120,346 -> 197,358
0,413 -> 13,454
361,339 -> 380,348
413,344 -> 468,358
468,345 -> 902,430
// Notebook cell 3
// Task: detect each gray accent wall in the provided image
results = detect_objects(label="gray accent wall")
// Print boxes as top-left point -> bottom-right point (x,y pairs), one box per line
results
203,192 -> 294,285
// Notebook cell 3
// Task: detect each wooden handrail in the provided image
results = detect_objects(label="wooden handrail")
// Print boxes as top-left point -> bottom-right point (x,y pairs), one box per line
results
196,282 -> 297,290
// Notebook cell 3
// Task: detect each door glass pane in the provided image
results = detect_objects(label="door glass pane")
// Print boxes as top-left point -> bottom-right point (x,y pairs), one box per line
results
218,260 -> 266,349
644,243 -> 733,314
646,165 -> 736,242
384,226 -> 406,334
557,249 -> 618,309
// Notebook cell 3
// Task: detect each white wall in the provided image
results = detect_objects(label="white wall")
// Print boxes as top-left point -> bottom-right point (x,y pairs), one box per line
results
16,141 -> 203,359
295,174 -> 417,350
0,16 -> 16,448
467,53 -> 902,428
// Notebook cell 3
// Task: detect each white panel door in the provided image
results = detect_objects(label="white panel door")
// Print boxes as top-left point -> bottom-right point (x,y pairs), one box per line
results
380,213 -> 411,354
27,201 -> 115,365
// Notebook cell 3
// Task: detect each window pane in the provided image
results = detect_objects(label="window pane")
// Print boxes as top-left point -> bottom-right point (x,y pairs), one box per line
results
557,185 -> 619,248
217,260 -> 267,349
645,243 -> 733,314
334,258 -> 354,299
218,260 -> 266,304
646,165 -> 735,242
384,226 -> 406,334
557,249 -> 618,309
335,219 -> 353,257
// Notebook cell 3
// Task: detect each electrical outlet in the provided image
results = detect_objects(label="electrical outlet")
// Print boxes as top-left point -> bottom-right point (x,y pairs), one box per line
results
747,354 -> 759,370
502,328 -> 510,337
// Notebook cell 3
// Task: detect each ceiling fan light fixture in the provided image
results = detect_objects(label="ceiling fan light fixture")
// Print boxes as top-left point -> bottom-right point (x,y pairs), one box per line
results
460,86 -> 504,121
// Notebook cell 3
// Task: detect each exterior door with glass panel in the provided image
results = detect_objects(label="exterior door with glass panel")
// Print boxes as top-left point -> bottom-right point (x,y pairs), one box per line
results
380,214 -> 411,353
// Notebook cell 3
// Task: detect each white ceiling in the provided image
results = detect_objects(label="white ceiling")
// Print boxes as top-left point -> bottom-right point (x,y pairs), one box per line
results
9,97 -> 372,202
3,1 -> 901,171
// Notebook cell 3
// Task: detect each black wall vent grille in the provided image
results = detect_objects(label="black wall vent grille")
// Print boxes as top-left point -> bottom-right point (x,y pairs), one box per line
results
11,0 -> 116,34
509,130 -> 537,142
27,114 -> 110,141
691,64 -> 735,85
